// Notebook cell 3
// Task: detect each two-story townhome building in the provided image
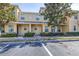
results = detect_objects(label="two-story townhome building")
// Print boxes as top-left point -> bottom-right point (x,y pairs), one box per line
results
0,5 -> 79,35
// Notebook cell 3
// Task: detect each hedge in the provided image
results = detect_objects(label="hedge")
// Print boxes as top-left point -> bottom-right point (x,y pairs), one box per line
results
1,33 -> 17,37
40,32 -> 64,36
65,32 -> 79,36
40,32 -> 79,36
23,32 -> 35,37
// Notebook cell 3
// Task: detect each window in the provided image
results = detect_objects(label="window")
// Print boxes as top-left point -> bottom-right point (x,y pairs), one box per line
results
9,29 -> 14,32
0,26 -> 2,32
34,28 -> 37,30
45,29 -> 48,32
51,28 -> 55,32
21,16 -> 25,20
74,16 -> 78,19
36,16 -> 40,20
45,26 -> 48,32
9,25 -> 12,27
44,18 -> 47,20
8,25 -> 14,33
36,17 -> 40,20
24,28 -> 27,30
74,26 -> 76,31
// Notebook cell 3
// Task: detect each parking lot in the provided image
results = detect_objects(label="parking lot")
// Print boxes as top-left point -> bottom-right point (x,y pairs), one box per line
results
0,41 -> 79,56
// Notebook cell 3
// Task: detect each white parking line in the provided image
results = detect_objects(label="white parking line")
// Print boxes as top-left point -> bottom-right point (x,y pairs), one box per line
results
42,43 -> 53,56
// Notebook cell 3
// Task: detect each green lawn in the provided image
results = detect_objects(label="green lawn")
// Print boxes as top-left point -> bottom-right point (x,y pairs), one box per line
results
52,37 -> 79,40
0,37 -> 79,43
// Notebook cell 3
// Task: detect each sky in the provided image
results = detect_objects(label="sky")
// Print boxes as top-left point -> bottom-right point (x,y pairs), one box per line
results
13,3 -> 79,12
13,3 -> 44,12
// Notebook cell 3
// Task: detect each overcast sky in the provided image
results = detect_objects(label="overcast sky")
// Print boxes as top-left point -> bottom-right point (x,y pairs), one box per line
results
13,3 -> 79,12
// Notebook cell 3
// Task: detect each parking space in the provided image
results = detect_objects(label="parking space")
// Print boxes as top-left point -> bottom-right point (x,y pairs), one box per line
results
0,43 -> 50,56
0,41 -> 79,56
46,41 -> 79,56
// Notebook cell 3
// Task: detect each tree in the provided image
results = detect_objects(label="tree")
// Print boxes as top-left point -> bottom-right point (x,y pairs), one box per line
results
41,3 -> 77,32
0,3 -> 16,33
0,3 -> 16,25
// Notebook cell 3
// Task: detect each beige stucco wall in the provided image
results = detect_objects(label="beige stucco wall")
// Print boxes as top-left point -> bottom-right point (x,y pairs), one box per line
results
61,25 -> 69,32
31,24 -> 42,33
18,24 -> 29,35
19,12 -> 47,22
61,16 -> 70,32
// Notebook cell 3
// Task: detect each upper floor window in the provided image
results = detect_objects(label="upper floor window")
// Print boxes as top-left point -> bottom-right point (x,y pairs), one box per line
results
74,15 -> 78,19
21,16 -> 25,20
36,16 -> 40,20
44,17 -> 48,20
36,17 -> 40,20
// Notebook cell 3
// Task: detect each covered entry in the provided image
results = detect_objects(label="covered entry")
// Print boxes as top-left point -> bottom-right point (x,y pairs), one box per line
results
16,21 -> 46,35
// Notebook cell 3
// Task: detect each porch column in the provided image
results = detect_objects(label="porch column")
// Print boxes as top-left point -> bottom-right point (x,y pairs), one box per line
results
49,26 -> 52,32
29,24 -> 31,32
42,24 -> 45,32
60,26 -> 62,32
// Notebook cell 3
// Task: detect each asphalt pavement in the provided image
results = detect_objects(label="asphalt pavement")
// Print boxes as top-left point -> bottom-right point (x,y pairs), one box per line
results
0,43 -> 49,56
0,41 -> 79,56
46,41 -> 79,56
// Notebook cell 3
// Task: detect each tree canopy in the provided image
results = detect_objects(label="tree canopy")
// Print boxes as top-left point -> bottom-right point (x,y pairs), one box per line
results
0,3 -> 16,25
41,3 -> 77,27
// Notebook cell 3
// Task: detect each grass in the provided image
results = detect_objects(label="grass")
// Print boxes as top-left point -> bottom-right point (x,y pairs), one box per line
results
0,40 -> 36,42
0,39 -> 47,43
55,37 -> 79,40
41,37 -> 79,40
0,37 -> 79,43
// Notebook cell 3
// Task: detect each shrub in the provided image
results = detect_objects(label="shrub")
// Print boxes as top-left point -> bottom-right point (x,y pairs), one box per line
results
1,33 -> 17,37
49,32 -> 64,36
40,32 -> 49,36
23,32 -> 35,37
65,32 -> 79,36
40,32 -> 79,36
40,32 -> 64,36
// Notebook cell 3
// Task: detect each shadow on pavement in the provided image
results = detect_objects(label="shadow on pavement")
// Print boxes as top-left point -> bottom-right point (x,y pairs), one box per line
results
0,41 -> 47,53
